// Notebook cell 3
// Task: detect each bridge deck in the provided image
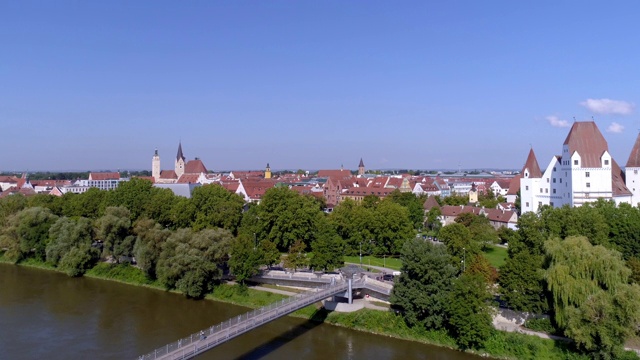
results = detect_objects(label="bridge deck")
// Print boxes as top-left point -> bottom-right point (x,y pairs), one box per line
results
138,280 -> 354,360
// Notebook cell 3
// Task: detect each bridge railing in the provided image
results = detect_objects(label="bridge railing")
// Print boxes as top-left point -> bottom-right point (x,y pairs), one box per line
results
138,279 -> 351,360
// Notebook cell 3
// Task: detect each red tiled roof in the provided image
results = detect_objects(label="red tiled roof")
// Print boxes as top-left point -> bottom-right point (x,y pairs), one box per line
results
626,132 -> 640,168
184,159 -> 207,174
563,121 -> 609,168
135,176 -> 155,184
220,181 -> 240,192
160,170 -> 178,179
423,195 -> 440,211
89,172 -> 120,181
177,174 -> 200,184
612,159 -> 632,197
506,174 -> 522,196
440,205 -> 517,224
340,187 -> 395,197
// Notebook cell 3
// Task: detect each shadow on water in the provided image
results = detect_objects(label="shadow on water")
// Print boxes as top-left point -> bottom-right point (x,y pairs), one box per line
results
234,308 -> 330,360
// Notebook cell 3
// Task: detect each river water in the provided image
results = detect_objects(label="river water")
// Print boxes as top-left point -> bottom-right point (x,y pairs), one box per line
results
0,263 -> 481,359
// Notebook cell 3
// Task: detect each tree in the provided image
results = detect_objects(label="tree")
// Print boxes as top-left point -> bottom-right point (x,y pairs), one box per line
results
498,250 -> 548,313
106,177 -> 155,220
328,199 -> 375,255
95,207 -> 132,262
156,228 -> 232,298
386,190 -> 425,230
438,223 -> 478,269
16,207 -> 58,261
390,238 -> 457,329
545,236 -> 640,357
446,273 -> 495,349
255,188 -> 323,251
61,188 -> 107,219
309,216 -> 344,272
370,199 -> 414,255
259,240 -> 280,268
425,207 -> 442,235
229,234 -> 263,285
46,217 -> 98,276
132,218 -> 171,279
466,254 -> 497,284
143,187 -> 176,228
628,257 -> 640,285
191,184 -> 245,234
283,240 -> 307,272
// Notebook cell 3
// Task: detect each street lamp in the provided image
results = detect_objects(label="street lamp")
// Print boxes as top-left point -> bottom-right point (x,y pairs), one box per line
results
359,241 -> 363,267
462,247 -> 466,272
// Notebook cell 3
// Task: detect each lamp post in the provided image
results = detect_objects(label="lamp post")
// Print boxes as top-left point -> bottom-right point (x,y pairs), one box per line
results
462,247 -> 466,272
359,241 -> 363,267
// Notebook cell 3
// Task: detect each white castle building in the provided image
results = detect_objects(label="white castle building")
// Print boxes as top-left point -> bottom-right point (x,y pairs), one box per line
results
520,121 -> 640,213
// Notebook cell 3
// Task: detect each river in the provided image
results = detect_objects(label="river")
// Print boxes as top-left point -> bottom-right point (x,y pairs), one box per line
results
0,263 -> 481,359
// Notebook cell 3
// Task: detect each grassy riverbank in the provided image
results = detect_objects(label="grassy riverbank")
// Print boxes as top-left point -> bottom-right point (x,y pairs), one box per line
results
2,256 -> 636,360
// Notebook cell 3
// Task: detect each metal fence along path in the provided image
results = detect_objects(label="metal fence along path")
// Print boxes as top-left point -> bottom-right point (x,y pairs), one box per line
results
138,279 -> 356,360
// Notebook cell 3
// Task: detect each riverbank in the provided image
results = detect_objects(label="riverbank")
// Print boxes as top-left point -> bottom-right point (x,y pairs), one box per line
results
1,257 -> 635,360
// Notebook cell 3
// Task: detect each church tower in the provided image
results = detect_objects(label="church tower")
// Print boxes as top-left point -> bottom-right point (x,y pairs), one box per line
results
468,183 -> 478,204
265,163 -> 272,179
358,158 -> 365,176
175,142 -> 186,178
152,149 -> 161,181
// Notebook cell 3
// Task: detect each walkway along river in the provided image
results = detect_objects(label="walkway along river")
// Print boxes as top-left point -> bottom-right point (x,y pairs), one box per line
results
0,263 -> 482,360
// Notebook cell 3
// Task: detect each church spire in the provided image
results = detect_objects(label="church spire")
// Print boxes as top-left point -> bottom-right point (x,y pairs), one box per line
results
176,141 -> 185,162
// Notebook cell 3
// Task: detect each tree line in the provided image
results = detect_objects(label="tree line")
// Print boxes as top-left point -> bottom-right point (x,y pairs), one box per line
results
0,179 -> 424,298
392,199 -> 640,358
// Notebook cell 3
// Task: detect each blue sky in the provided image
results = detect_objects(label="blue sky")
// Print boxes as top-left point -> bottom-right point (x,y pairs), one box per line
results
2,1 -> 640,172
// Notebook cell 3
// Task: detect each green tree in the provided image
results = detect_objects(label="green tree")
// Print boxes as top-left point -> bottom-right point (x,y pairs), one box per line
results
143,187 -> 177,228
16,207 -> 58,261
229,234 -> 262,285
259,240 -> 281,268
628,257 -> 640,285
499,250 -> 548,313
545,236 -> 640,357
132,218 -> 171,279
0,194 -> 27,226
284,240 -> 307,272
46,217 -> 98,276
386,190 -> 425,229
466,254 -> 497,284
27,194 -> 63,216
191,184 -> 245,234
106,177 -> 155,220
425,207 -> 442,235
61,188 -> 107,219
309,216 -> 344,272
371,199 -> 414,255
446,273 -> 494,349
391,238 -> 457,329
170,196 -> 196,229
95,207 -> 132,261
255,188 -> 323,251
438,223 -> 478,269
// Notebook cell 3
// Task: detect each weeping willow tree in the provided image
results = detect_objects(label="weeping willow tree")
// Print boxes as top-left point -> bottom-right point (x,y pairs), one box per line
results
545,236 -> 640,357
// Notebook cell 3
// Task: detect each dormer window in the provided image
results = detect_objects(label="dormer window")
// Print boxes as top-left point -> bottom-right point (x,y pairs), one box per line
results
574,160 -> 579,165
604,160 -> 609,166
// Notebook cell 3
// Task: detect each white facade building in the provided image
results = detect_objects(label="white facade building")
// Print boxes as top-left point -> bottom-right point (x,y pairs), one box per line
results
520,121 -> 632,214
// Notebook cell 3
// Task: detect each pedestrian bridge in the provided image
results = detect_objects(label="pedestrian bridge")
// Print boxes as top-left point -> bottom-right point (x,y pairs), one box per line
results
138,275 -> 391,360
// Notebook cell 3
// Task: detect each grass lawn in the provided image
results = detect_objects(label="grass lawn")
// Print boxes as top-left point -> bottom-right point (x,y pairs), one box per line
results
343,255 -> 402,271
482,244 -> 508,269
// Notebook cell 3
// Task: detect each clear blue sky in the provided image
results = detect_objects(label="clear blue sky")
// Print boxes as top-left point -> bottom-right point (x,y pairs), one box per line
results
2,1 -> 640,172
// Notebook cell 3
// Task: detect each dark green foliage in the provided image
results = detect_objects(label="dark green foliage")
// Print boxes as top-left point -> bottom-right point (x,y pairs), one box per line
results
132,218 -> 171,279
228,234 -> 262,284
371,199 -> 414,255
438,194 -> 468,206
259,240 -> 280,268
386,190 -> 425,229
16,207 -> 58,261
143,187 -> 176,228
438,223 -> 479,269
61,188 -> 107,219
95,207 -> 132,261
59,243 -> 99,277
105,177 -> 154,220
425,207 -> 442,234
283,240 -> 308,271
46,217 -> 97,276
391,238 -> 456,329
525,317 -> 559,334
446,273 -> 494,349
26,194 -> 63,216
156,228 -> 232,298
0,195 -> 27,226
254,187 -> 324,251
628,257 -> 640,284
190,184 -> 244,234
499,250 -> 548,313
309,216 -> 344,272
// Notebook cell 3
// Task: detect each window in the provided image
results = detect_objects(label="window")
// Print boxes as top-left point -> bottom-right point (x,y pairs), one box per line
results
605,160 -> 609,165
553,189 -> 556,194
586,172 -> 590,178
553,178 -> 556,183
635,170 -> 638,175
574,160 -> 579,165
560,178 -> 562,183
545,188 -> 548,193
525,186 -> 529,190
586,182 -> 591,188
550,202 -> 554,207
540,188 -> 543,193
547,178 -> 549,183
585,193 -> 590,198
553,167 -> 556,171
525,202 -> 530,207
